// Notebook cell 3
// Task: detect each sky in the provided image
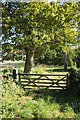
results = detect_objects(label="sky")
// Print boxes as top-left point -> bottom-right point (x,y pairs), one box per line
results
2,0 -> 80,3
2,0 -> 55,3
1,0 -> 72,3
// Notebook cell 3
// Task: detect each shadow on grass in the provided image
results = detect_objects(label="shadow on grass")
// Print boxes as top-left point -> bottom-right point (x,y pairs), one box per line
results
25,88 -> 79,114
46,68 -> 70,72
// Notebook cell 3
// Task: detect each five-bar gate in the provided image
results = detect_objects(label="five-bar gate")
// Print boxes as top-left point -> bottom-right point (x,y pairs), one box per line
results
18,73 -> 68,90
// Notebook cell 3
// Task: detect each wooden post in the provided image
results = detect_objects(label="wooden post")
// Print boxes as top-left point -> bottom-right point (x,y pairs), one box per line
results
13,69 -> 17,80
19,72 -> 21,83
66,74 -> 68,89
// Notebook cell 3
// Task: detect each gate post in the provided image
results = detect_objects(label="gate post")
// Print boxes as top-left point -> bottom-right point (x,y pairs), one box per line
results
66,74 -> 68,89
18,72 -> 21,83
13,69 -> 17,80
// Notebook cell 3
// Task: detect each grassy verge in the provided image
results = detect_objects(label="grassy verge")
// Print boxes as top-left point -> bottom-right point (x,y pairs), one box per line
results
2,78 -> 79,119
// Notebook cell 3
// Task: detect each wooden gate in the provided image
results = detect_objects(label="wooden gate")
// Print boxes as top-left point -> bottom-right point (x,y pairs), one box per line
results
18,73 -> 68,90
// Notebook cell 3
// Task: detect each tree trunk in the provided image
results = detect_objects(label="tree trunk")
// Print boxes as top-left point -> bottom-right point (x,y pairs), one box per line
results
64,51 -> 67,71
24,49 -> 34,73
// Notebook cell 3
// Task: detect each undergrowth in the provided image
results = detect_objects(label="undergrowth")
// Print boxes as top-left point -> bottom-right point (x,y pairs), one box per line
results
2,77 -> 80,119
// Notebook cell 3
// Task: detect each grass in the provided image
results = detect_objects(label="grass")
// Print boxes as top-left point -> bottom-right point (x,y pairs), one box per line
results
2,79 -> 79,119
2,79 -> 78,118
1,61 -> 68,74
1,61 -> 80,119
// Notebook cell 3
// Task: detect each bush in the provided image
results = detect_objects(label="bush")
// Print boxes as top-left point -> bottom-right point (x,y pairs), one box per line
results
69,67 -> 78,87
69,67 -> 80,94
78,68 -> 80,96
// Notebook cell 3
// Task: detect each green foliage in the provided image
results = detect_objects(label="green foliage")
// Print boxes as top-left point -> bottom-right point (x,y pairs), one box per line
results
75,47 -> 80,68
78,68 -> 80,90
2,78 -> 78,118
69,67 -> 78,87
2,1 -> 79,62
34,46 -> 77,67
2,78 -> 25,118
2,69 -> 9,75
69,67 -> 80,98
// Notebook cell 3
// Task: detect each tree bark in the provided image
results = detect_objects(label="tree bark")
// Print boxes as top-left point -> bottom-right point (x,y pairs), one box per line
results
24,49 -> 34,73
64,51 -> 67,71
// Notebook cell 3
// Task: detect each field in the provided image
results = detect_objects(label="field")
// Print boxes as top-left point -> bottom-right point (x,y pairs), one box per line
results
1,61 -> 80,119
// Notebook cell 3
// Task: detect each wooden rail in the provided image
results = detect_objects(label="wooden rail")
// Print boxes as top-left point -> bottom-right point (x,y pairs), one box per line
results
18,73 -> 68,90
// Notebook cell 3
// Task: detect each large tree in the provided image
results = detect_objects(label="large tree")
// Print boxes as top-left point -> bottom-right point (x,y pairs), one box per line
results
2,1 -> 79,72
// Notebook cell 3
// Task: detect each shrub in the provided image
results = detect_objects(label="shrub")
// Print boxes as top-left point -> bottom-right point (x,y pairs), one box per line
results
69,67 -> 80,96
2,69 -> 9,75
69,67 -> 78,88
78,68 -> 80,96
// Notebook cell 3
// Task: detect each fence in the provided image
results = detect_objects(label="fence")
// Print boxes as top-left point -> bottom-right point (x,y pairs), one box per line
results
18,73 -> 68,90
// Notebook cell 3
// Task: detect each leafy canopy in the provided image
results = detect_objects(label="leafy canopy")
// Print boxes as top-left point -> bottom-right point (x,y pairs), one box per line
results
2,2 -> 79,54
